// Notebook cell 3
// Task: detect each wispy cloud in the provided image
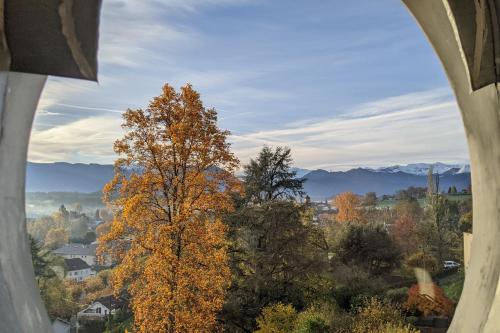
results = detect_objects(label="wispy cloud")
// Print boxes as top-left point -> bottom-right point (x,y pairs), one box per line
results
29,116 -> 123,164
52,103 -> 124,114
29,1 -> 463,170
29,88 -> 469,170
230,88 -> 468,170
150,0 -> 251,13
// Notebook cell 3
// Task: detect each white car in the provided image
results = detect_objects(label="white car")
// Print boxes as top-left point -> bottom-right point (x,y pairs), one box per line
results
443,260 -> 460,269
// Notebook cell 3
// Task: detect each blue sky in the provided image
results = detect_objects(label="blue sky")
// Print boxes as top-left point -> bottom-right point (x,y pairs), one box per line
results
30,0 -> 469,170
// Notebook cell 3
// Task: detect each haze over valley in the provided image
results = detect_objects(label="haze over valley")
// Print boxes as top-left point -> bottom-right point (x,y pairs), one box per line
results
26,161 -> 471,217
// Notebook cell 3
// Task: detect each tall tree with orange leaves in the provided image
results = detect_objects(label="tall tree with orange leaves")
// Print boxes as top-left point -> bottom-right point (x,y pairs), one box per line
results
334,192 -> 365,223
98,84 -> 239,333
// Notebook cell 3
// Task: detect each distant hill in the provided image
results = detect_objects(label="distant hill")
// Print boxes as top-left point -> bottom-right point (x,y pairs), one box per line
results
301,168 -> 470,200
26,162 -> 114,193
25,162 -> 471,200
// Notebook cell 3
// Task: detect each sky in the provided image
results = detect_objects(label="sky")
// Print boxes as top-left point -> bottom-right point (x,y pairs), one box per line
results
30,0 -> 470,171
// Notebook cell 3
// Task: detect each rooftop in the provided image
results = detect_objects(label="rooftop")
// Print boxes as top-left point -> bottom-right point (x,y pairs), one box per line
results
94,295 -> 127,310
64,258 -> 90,271
54,243 -> 97,256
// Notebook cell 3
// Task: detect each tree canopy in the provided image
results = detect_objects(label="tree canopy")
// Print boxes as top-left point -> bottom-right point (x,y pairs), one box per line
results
99,83 -> 239,333
243,146 -> 305,203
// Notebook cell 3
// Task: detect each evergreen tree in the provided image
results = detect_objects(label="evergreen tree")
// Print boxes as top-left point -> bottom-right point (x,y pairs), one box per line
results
30,235 -> 54,281
243,146 -> 305,203
223,146 -> 328,332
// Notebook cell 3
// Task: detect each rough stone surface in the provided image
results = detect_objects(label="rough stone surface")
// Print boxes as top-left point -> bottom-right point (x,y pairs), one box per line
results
0,72 -> 51,333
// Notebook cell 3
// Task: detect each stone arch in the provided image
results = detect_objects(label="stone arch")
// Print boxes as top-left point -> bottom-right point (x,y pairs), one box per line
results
403,1 -> 500,331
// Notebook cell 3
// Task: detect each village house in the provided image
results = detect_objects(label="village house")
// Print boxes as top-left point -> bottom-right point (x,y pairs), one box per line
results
77,295 -> 127,320
64,258 -> 93,282
54,243 -> 98,266
54,242 -> 113,267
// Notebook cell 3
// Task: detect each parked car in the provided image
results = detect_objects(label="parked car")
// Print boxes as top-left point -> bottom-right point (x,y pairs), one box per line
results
443,260 -> 460,269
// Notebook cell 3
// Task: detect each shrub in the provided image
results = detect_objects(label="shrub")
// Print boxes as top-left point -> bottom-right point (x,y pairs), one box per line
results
335,223 -> 401,276
351,297 -> 407,333
385,287 -> 409,304
405,283 -> 454,316
293,302 -> 351,333
254,303 -> 297,333
373,322 -> 420,333
294,309 -> 330,333
78,318 -> 106,333
405,252 -> 439,274
459,211 -> 472,233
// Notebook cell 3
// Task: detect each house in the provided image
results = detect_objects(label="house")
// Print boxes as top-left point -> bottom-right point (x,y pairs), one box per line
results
52,318 -> 71,333
78,295 -> 127,319
54,243 -> 98,266
65,258 -> 93,282
54,242 -> 113,267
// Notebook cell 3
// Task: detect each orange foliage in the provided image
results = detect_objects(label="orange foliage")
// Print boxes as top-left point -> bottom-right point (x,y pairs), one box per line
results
95,221 -> 111,238
98,84 -> 240,333
405,283 -> 454,316
334,192 -> 365,223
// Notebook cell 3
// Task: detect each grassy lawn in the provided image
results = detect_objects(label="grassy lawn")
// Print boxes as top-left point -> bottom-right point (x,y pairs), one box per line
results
440,270 -> 465,303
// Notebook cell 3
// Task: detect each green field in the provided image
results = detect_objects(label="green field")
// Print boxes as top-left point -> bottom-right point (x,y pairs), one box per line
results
377,194 -> 471,209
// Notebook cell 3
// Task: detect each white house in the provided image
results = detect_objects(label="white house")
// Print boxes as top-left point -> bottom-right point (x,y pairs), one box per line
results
64,258 -> 93,282
54,242 -> 113,267
78,295 -> 126,319
54,243 -> 98,266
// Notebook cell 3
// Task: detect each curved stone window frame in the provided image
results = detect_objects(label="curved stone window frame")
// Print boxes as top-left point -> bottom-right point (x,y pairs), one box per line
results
403,1 -> 500,331
1,1 -> 499,332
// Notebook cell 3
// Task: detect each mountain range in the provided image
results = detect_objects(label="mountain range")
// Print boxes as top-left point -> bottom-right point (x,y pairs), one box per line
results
26,162 -> 471,200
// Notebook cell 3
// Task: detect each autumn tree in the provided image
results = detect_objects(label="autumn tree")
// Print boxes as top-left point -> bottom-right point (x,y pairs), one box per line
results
334,192 -> 365,223
405,283 -> 454,316
362,192 -> 377,207
459,211 -> 472,233
44,228 -> 69,250
99,208 -> 113,222
394,198 -> 422,222
352,298 -> 410,333
81,270 -> 113,304
391,214 -> 418,256
28,216 -> 58,242
405,252 -> 439,274
99,84 -> 239,333
254,303 -> 298,333
95,221 -> 112,238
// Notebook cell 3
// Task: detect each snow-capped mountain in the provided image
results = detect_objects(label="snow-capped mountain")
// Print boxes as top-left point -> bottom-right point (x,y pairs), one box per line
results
456,164 -> 471,174
374,162 -> 470,176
